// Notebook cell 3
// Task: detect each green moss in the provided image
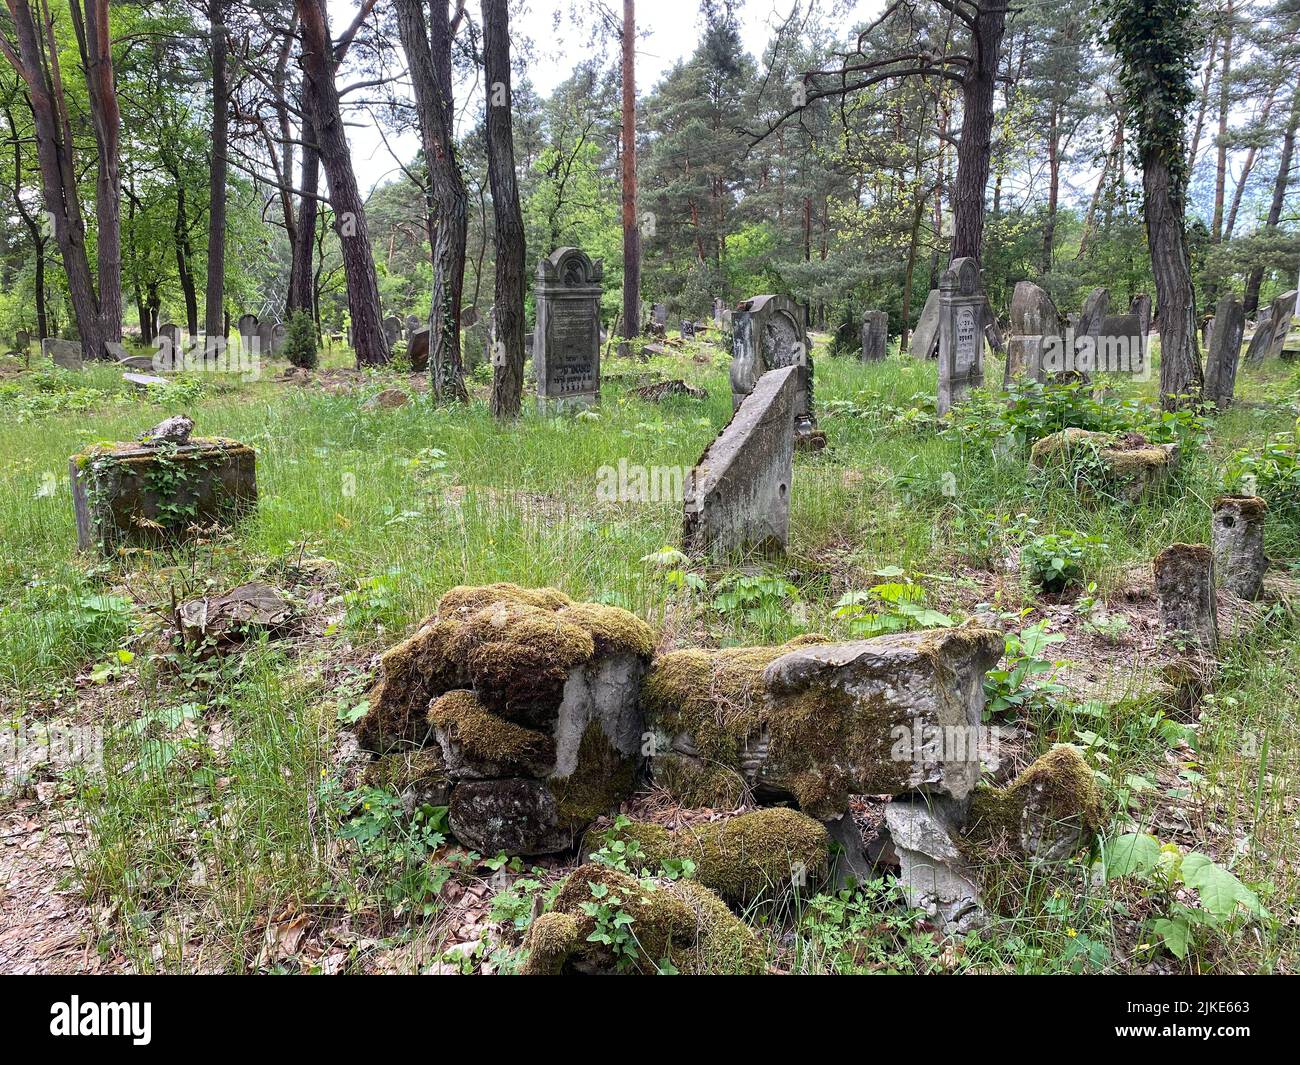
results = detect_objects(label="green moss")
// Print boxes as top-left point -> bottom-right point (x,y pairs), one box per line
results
556,602 -> 656,658
650,755 -> 749,810
967,747 -> 1103,855
361,746 -> 449,798
428,689 -> 555,773
602,808 -> 830,904
550,721 -> 639,826
358,617 -> 466,752
525,863 -> 764,975
437,582 -> 571,620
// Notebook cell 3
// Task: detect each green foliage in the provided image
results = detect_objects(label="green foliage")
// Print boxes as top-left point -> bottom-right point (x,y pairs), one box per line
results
1021,529 -> 1103,592
283,311 -> 318,370
799,881 -> 953,974
1103,833 -> 1269,960
1225,421 -> 1300,522
984,622 -> 1068,718
832,567 -> 954,636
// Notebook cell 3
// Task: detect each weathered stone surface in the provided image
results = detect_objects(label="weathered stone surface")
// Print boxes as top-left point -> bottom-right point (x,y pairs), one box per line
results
1211,495 -> 1268,601
967,747 -> 1102,862
1243,308 -> 1274,365
909,289 -> 940,359
535,247 -> 602,408
860,310 -> 888,361
123,372 -> 168,390
884,798 -> 987,934
1204,292 -> 1246,408
1030,428 -> 1179,503
178,582 -> 296,647
1263,290 -> 1297,361
643,627 -> 1003,820
1005,281 -> 1061,384
683,364 -> 796,559
70,436 -> 258,553
357,584 -> 655,855
44,337 -> 83,370
383,315 -> 402,347
362,747 -> 451,813
937,258 -> 984,413
1154,543 -> 1218,651
630,379 -> 708,402
237,313 -> 259,351
729,293 -> 816,439
138,414 -> 194,446
408,327 -> 430,371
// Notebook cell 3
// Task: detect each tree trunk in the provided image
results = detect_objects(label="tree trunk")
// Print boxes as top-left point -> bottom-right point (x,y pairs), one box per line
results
289,114 -> 320,315
483,0 -> 527,419
1042,101 -> 1060,272
1243,84 -> 1300,315
204,0 -> 228,342
1224,82 -> 1277,240
1210,0 -> 1234,243
620,0 -> 640,341
296,0 -> 390,365
394,0 -> 468,400
1144,152 -> 1203,406
175,183 -> 199,336
948,0 -> 1007,263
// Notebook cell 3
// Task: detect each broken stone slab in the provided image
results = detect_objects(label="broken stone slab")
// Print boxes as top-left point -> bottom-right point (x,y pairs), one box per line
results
1265,289 -> 1297,361
967,747 -> 1102,862
1243,308 -> 1274,365
884,798 -> 987,935
683,364 -> 796,559
70,436 -> 258,554
729,293 -> 816,439
178,582 -> 296,648
44,337 -> 84,370
357,583 -> 656,856
1029,428 -> 1179,503
1005,280 -> 1062,384
909,289 -> 940,359
1154,543 -> 1218,652
1203,292 -> 1246,409
138,414 -> 195,446
643,627 -> 1004,820
1211,495 -> 1268,601
123,372 -> 168,390
630,379 -> 708,402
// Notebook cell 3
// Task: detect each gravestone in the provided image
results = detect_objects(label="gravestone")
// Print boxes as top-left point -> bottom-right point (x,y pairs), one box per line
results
123,372 -> 168,390
158,323 -> 181,361
406,314 -> 422,339
270,322 -> 288,356
730,293 -> 816,440
1072,287 -> 1109,374
1154,544 -> 1218,652
1203,292 -> 1246,409
1243,308 -> 1274,364
860,310 -> 888,362
1006,281 -> 1061,384
1266,289 -> 1297,361
680,319 -> 696,339
408,328 -> 430,372
647,303 -> 668,338
713,298 -> 725,326
237,314 -> 259,352
1096,311 -> 1147,377
936,257 -> 984,414
71,430 -> 258,554
683,365 -> 797,559
16,328 -> 30,352
257,321 -> 274,356
383,315 -> 402,347
534,246 -> 603,408
44,337 -> 83,370
909,289 -> 940,359
1131,294 -> 1152,338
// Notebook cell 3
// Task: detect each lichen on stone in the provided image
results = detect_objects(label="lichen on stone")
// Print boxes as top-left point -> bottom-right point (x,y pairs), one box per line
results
520,863 -> 764,975
598,807 -> 830,903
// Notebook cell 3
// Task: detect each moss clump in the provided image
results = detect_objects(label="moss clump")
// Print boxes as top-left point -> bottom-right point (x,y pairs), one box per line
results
1030,428 -> 1177,502
358,617 -> 466,752
555,601 -> 657,658
518,913 -> 581,975
522,863 -> 764,975
437,582 -> 571,620
550,721 -> 639,827
600,808 -> 830,904
428,689 -> 556,776
967,747 -> 1103,859
361,746 -> 449,802
650,755 -> 749,810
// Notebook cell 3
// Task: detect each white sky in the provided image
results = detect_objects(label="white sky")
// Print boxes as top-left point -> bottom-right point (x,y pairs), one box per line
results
344,0 -> 885,192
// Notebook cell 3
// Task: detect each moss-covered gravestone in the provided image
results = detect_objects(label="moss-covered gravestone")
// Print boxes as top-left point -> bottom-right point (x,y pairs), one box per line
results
71,419 -> 257,553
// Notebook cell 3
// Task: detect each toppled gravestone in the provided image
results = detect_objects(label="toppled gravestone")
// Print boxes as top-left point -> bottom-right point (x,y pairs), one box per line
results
519,863 -> 763,975
630,379 -> 708,402
177,582 -> 296,650
909,289 -> 940,359
642,627 -> 1003,820
1029,428 -> 1179,503
682,365 -> 796,559
356,583 -> 656,855
592,807 -> 830,905
70,423 -> 258,553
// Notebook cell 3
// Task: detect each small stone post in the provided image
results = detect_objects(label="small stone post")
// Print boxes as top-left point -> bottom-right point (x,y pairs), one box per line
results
1211,496 -> 1268,601
1153,544 -> 1218,652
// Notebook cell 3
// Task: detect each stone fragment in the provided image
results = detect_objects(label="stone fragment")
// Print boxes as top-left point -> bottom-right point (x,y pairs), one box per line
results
630,379 -> 708,402
1154,543 -> 1218,652
1029,428 -> 1179,503
967,747 -> 1102,861
1211,495 -> 1268,601
138,414 -> 195,446
683,365 -> 796,558
643,627 -> 1003,820
884,798 -> 986,935
860,310 -> 888,361
178,582 -> 295,647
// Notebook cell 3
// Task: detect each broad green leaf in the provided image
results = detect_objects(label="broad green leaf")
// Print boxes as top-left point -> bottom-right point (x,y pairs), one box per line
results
1104,833 -> 1162,878
1180,853 -> 1264,919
